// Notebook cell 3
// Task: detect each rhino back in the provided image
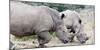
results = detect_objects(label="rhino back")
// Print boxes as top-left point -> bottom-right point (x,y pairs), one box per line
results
10,1 -> 56,36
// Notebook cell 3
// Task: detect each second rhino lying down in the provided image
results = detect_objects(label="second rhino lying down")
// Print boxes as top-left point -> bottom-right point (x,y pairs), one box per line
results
10,1 -> 71,48
60,10 -> 89,43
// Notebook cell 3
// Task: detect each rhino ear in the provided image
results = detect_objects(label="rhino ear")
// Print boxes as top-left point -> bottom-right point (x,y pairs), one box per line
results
61,13 -> 65,19
79,19 -> 82,24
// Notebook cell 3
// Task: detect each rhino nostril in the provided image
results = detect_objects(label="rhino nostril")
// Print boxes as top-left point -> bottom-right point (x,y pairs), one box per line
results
63,40 -> 68,44
81,41 -> 85,44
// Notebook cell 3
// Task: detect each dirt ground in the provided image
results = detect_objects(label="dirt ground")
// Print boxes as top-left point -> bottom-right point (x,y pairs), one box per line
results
10,9 -> 95,49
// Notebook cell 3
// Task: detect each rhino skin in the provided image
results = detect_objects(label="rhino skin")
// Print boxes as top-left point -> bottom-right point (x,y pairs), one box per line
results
60,10 -> 89,44
10,1 -> 70,48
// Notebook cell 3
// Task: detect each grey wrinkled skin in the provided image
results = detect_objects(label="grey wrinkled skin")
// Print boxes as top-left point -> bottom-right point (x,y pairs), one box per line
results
60,10 -> 89,43
10,1 -> 70,48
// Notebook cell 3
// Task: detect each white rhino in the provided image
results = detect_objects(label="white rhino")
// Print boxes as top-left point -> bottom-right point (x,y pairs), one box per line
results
60,10 -> 89,43
10,1 -> 71,48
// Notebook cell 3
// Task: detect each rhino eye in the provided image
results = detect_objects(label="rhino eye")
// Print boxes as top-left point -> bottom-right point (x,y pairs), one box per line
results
79,19 -> 82,24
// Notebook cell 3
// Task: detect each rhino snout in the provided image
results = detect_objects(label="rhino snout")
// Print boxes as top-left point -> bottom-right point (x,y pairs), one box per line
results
80,37 -> 89,44
80,40 -> 87,44
62,40 -> 68,44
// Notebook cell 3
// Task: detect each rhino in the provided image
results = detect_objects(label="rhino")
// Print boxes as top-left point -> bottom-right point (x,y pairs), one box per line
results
10,1 -> 71,48
60,10 -> 89,43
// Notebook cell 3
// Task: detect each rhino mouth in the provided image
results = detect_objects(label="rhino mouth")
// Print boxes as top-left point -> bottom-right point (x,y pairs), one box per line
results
61,40 -> 68,44
80,37 -> 89,44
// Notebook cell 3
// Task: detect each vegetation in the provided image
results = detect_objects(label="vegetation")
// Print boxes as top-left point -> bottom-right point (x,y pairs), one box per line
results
21,1 -> 94,12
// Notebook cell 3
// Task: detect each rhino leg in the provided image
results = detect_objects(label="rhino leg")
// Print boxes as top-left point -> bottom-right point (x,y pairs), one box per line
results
69,35 -> 75,42
37,31 -> 52,48
67,26 -> 75,42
